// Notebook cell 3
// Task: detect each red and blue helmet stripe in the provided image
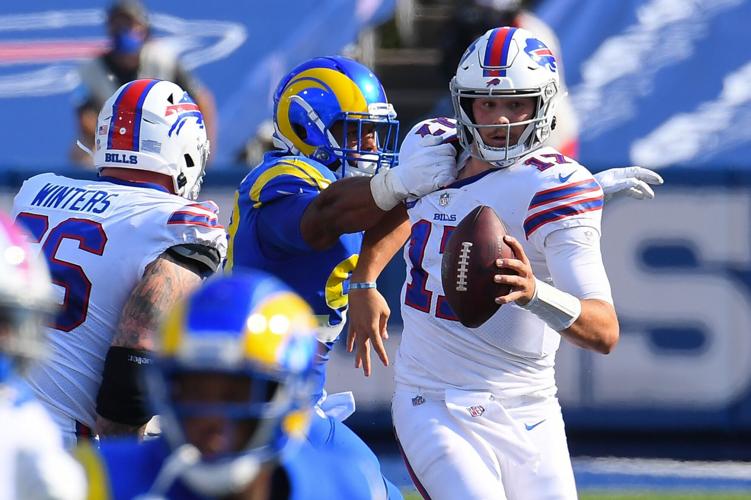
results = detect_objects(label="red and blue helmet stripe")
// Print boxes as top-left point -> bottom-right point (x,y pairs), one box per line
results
483,27 -> 517,77
106,79 -> 159,152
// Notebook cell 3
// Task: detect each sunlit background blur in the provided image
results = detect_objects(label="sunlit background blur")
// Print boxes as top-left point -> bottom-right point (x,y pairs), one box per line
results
2,0 -> 751,497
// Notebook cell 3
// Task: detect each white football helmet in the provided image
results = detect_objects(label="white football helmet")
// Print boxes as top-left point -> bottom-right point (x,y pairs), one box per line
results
0,213 -> 55,378
94,79 -> 210,200
450,27 -> 560,167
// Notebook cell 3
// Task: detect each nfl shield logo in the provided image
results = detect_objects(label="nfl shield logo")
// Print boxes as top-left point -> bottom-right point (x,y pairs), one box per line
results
411,395 -> 426,407
467,405 -> 485,417
439,192 -> 451,206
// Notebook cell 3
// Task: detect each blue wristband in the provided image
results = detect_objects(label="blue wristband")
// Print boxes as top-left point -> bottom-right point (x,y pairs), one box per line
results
349,281 -> 377,290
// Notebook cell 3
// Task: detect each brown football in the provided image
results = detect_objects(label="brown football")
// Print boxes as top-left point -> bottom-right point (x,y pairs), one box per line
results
441,205 -> 515,328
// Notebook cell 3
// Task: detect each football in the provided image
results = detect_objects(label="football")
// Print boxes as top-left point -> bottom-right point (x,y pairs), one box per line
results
441,205 -> 515,328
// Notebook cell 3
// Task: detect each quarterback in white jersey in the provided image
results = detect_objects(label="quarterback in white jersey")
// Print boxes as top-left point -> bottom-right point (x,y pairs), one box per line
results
348,27 -> 662,500
0,213 -> 85,500
12,79 -> 226,448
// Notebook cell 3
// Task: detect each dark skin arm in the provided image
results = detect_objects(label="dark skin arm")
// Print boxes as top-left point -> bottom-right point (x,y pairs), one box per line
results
95,252 -> 205,438
300,177 -> 388,251
346,205 -> 410,375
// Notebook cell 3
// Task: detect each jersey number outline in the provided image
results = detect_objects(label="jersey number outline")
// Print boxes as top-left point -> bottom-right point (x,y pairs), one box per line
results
15,213 -> 108,332
404,220 -> 459,320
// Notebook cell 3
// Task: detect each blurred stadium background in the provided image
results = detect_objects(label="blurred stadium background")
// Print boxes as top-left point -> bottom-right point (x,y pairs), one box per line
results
2,0 -> 751,497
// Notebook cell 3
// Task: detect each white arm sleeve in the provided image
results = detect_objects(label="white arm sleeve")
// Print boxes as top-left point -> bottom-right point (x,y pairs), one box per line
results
543,225 -> 613,304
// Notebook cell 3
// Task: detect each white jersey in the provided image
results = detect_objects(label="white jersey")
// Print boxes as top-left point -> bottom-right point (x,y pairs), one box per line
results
0,377 -> 85,500
396,133 -> 606,399
12,173 -> 227,428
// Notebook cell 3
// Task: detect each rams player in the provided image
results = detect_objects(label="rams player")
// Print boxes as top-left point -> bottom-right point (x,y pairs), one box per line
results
76,272 -> 387,499
226,56 -> 458,499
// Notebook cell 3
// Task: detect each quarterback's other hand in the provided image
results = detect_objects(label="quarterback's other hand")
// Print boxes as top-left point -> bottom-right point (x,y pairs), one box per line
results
346,288 -> 390,376
595,166 -> 664,202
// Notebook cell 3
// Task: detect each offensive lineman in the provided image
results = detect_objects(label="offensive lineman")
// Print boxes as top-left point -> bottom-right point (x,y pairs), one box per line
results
13,79 -> 226,448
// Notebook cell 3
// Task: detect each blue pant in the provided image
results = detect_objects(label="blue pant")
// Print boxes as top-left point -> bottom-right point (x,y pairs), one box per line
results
306,410 -> 403,499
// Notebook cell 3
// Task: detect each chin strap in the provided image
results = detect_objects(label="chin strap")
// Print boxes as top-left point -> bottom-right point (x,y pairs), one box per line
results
76,140 -> 94,159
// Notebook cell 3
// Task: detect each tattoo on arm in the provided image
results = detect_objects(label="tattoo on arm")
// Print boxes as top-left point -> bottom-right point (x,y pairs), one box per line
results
111,252 -> 204,350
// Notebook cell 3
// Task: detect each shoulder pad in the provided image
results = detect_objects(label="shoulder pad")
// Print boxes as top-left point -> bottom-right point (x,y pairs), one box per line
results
166,243 -> 221,276
241,156 -> 333,207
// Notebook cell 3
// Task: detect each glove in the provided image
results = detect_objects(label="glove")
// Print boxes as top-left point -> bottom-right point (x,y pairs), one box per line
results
595,166 -> 664,202
370,118 -> 459,211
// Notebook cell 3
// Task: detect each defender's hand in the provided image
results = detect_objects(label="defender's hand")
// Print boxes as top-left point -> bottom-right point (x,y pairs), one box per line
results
595,166 -> 664,201
494,236 -> 537,306
370,119 -> 459,210
346,288 -> 390,376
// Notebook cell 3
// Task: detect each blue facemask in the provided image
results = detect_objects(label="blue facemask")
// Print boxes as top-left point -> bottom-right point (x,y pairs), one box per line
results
113,29 -> 145,55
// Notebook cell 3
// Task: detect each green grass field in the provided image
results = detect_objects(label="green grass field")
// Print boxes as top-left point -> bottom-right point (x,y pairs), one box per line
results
403,492 -> 751,500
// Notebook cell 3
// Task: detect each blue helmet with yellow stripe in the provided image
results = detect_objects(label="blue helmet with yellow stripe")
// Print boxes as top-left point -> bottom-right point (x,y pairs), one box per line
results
146,271 -> 317,496
272,56 -> 399,178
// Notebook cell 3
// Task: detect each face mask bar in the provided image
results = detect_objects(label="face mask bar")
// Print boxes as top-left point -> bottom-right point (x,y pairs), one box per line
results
450,80 -> 556,167
325,111 -> 400,177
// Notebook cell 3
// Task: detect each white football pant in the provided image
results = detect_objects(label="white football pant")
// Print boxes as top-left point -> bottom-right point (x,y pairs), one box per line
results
392,385 -> 577,500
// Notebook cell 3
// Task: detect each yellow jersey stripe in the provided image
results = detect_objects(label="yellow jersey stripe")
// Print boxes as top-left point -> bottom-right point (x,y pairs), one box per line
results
225,190 -> 241,273
249,159 -> 331,208
74,443 -> 111,500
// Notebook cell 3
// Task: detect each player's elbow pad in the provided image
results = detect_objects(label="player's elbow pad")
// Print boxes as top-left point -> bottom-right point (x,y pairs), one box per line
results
96,346 -> 153,426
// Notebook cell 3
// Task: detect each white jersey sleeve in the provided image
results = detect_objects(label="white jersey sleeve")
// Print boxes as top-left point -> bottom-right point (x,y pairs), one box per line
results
544,226 -> 613,304
521,154 -> 604,252
137,198 -> 227,277
11,173 -> 227,428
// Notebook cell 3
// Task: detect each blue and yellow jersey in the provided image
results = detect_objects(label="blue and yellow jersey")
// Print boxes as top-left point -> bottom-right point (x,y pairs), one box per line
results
226,151 -> 362,399
75,438 -> 202,500
76,437 -> 390,500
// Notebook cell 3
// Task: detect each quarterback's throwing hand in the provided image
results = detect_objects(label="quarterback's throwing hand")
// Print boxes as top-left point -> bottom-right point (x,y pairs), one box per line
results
346,288 -> 390,376
493,236 -> 536,306
595,166 -> 664,201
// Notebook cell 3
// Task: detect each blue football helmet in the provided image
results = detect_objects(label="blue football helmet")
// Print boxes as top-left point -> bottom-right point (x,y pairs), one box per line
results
145,271 -> 317,496
272,56 -> 399,178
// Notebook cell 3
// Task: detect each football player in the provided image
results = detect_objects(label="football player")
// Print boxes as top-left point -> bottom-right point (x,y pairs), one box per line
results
0,213 -> 85,499
76,271 -> 390,499
226,56 -> 458,499
13,79 -> 226,448
349,27 -> 663,499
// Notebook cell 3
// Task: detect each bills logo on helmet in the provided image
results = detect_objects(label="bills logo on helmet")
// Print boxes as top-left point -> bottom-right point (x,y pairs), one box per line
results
486,78 -> 501,87
167,93 -> 204,137
524,38 -> 557,72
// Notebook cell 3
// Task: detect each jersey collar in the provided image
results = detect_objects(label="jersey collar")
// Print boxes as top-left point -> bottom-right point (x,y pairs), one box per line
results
99,175 -> 171,193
